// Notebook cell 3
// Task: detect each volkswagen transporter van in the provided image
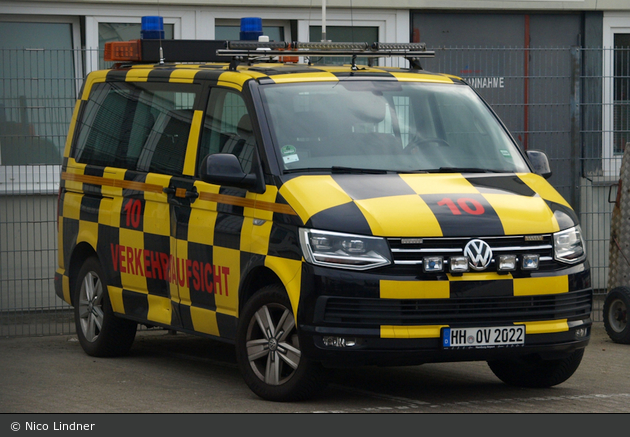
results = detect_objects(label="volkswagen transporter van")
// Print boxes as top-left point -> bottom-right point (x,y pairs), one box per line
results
55,23 -> 592,402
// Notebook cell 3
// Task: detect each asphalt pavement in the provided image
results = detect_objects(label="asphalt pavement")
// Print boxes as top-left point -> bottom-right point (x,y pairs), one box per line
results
1,320 -> 629,414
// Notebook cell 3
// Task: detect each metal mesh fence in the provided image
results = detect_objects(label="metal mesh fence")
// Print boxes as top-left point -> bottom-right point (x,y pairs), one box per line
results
0,46 -> 624,336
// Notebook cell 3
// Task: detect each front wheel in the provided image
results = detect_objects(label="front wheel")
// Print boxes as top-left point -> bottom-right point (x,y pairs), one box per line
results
487,348 -> 584,388
603,286 -> 630,344
235,284 -> 328,402
73,256 -> 137,357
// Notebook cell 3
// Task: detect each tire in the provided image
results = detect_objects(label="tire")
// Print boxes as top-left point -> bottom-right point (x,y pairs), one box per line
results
235,284 -> 328,402
603,286 -> 630,344
73,256 -> 137,357
487,348 -> 585,388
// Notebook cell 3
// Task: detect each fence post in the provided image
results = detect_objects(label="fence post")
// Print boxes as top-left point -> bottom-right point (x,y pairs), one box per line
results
570,46 -> 582,213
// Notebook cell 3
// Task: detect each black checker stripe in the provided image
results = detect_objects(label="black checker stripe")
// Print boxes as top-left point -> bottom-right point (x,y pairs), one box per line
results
449,278 -> 514,298
82,165 -> 105,196
147,69 -> 178,81
216,313 -> 237,341
420,193 -> 505,237
332,174 -> 416,200
546,200 -> 579,229
143,232 -> 170,298
187,241 -> 217,310
61,217 -> 79,272
79,195 -> 101,223
122,289 -> 149,320
178,302 -> 194,332
465,175 -> 537,196
306,201 -> 373,235
213,213 -> 243,250
97,224 -> 122,288
268,224 -> 302,260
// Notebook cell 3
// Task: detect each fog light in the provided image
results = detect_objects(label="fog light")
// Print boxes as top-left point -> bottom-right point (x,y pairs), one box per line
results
498,254 -> 517,271
522,254 -> 539,270
575,327 -> 589,339
322,336 -> 356,347
449,256 -> 469,273
423,256 -> 443,272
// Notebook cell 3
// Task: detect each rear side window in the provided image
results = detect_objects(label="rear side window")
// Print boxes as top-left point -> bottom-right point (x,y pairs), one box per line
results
73,81 -> 200,176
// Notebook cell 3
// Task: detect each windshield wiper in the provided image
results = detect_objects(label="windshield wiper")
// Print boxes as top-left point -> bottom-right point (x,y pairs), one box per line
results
331,166 -> 389,174
283,166 -> 390,175
426,167 -> 503,174
283,167 -> 432,175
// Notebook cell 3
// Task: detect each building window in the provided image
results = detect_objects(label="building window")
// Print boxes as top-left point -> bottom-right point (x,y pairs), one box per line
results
0,21 -> 76,168
614,34 -> 630,156
308,25 -> 378,65
99,22 -> 175,46
215,25 -> 285,42
603,15 -> 630,177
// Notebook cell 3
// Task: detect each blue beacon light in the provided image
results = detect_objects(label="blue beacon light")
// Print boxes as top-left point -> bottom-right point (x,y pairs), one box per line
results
240,17 -> 263,41
141,16 -> 165,40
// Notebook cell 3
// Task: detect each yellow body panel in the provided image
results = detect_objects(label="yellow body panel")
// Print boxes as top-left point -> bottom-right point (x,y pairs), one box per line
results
380,280 -> 450,299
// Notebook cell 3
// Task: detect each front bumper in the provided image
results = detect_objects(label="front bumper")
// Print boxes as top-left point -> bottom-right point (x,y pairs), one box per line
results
296,263 -> 593,367
299,319 -> 591,367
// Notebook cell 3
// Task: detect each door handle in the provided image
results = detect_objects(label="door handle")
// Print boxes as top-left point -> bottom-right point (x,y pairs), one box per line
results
163,186 -> 198,201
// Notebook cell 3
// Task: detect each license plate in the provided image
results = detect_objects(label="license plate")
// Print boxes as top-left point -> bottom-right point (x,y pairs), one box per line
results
442,326 -> 525,348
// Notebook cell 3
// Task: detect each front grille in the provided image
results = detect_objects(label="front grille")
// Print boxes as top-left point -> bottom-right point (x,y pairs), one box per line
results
320,289 -> 592,326
388,235 -> 556,271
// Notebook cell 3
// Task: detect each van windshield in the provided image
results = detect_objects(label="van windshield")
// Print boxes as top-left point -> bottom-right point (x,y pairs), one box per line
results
259,80 -> 530,174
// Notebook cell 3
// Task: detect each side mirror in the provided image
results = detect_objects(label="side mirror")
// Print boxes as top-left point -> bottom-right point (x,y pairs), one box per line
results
526,149 -> 552,179
199,153 -> 265,193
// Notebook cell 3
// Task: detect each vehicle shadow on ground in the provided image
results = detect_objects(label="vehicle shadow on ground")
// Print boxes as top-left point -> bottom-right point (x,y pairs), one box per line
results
122,329 -> 577,407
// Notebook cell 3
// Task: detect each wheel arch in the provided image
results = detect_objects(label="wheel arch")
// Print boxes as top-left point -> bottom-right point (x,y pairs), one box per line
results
68,242 -> 99,306
238,266 -> 283,314
238,256 -> 303,319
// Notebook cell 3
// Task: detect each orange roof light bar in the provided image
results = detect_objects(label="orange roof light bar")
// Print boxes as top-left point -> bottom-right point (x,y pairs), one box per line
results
104,40 -> 142,62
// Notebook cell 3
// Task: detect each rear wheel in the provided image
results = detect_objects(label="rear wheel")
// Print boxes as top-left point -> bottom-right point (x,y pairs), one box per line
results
487,348 -> 584,388
603,286 -> 630,344
235,284 -> 328,401
73,256 -> 137,357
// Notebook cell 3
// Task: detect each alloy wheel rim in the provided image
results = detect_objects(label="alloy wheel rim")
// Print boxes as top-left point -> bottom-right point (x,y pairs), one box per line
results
78,271 -> 104,342
245,303 -> 301,386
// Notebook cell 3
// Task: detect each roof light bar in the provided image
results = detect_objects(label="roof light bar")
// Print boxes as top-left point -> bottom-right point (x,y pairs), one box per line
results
102,16 -> 435,65
216,44 -> 434,59
292,41 -> 369,50
372,42 -> 427,51
226,41 -> 289,50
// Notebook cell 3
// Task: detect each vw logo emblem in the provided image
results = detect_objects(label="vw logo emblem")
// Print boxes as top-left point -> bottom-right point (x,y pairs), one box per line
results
463,239 -> 493,271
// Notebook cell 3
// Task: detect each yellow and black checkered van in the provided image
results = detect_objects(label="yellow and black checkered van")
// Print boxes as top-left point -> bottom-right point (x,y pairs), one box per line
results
55,35 -> 592,401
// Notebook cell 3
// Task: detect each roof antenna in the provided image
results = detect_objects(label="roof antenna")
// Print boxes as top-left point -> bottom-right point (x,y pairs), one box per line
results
157,0 -> 164,64
321,0 -> 330,42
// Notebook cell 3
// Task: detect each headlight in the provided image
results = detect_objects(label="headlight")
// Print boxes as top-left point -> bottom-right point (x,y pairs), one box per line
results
299,228 -> 392,270
553,225 -> 586,264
